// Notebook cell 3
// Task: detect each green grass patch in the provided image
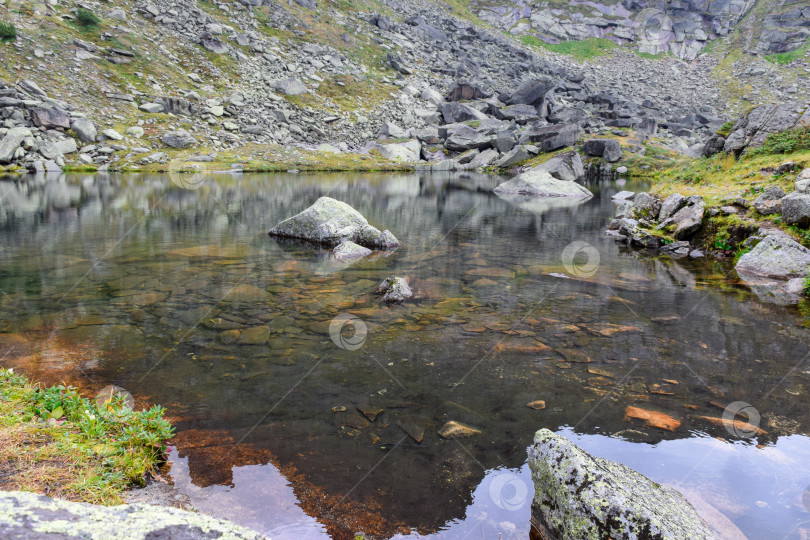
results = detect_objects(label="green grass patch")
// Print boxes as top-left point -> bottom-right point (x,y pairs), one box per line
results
520,35 -> 618,60
75,8 -> 101,29
766,37 -> 810,65
0,20 -> 17,42
634,50 -> 666,60
0,368 -> 174,504
747,127 -> 810,157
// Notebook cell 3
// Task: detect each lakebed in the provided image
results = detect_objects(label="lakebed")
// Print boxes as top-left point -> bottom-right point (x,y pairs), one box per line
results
0,171 -> 809,539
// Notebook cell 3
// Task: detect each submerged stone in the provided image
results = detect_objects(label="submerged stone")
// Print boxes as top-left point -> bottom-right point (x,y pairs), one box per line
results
376,276 -> 413,304
438,421 -> 481,439
528,429 -> 715,540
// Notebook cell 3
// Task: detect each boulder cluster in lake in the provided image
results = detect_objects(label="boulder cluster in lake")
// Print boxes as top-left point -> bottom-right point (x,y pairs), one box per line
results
268,197 -> 400,256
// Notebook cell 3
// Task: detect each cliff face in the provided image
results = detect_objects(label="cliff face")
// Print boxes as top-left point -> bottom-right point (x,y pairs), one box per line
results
473,0 -> 809,60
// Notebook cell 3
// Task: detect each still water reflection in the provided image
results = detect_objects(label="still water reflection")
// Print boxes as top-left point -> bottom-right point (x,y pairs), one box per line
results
0,172 -> 809,539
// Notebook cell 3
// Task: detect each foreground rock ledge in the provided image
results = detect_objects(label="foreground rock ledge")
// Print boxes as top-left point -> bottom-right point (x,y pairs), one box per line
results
0,490 -> 265,540
528,429 -> 716,540
268,196 -> 400,249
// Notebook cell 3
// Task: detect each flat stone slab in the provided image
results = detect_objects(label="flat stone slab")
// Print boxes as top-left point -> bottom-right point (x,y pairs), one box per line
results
494,168 -> 593,198
0,490 -> 266,539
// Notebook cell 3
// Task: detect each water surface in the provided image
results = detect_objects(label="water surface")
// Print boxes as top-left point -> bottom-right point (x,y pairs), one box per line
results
1,171 -> 809,539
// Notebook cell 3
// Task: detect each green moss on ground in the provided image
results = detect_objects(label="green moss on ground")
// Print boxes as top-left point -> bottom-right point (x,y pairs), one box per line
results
0,368 -> 174,505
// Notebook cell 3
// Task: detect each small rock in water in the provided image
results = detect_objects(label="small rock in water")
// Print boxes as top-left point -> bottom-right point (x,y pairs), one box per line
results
376,276 -> 413,304
333,240 -> 372,261
438,421 -> 481,439
527,400 -> 546,410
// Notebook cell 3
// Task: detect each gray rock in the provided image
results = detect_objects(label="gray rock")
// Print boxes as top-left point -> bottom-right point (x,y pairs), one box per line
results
494,168 -> 592,198
0,490 -> 263,539
275,77 -> 307,96
39,138 -> 78,160
161,130 -> 196,148
528,429 -> 715,540
534,150 -> 584,182
446,81 -> 492,101
612,191 -> 635,201
466,148 -> 499,169
377,276 -> 413,303
671,201 -> 705,240
200,31 -> 228,54
70,117 -> 97,143
507,78 -> 555,106
139,102 -> 164,114
379,140 -> 421,162
31,107 -> 70,130
724,102 -> 808,155
795,169 -> 810,193
496,146 -> 530,168
0,127 -> 31,163
782,192 -> 810,227
736,235 -> 810,279
701,134 -> 726,158
519,124 -> 579,152
441,102 -> 488,124
269,196 -> 399,249
582,139 -> 622,162
632,192 -> 661,218
333,240 -> 372,261
658,193 -> 687,221
752,186 -> 786,215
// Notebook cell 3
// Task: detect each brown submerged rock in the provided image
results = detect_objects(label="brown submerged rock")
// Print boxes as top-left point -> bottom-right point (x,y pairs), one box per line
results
438,421 -> 481,439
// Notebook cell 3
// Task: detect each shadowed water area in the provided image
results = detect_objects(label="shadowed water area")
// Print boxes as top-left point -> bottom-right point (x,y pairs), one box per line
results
1,172 -> 810,539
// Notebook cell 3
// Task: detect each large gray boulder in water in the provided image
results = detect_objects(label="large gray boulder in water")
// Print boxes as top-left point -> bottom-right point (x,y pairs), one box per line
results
528,429 -> 716,540
494,169 -> 592,198
735,234 -> 810,280
269,197 -> 400,249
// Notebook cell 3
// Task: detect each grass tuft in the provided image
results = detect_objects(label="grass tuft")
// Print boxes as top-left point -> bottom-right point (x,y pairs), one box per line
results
0,368 -> 174,504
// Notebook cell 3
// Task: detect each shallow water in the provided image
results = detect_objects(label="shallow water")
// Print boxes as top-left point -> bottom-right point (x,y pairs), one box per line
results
1,171 -> 810,539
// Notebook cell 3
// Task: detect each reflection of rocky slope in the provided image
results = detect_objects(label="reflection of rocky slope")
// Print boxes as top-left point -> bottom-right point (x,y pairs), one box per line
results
474,0 -> 809,60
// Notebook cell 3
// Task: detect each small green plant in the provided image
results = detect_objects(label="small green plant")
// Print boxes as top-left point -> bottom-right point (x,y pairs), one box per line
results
714,239 -> 732,251
804,276 -> 810,297
717,120 -> 735,137
0,21 -> 16,42
747,128 -> 810,157
75,8 -> 101,28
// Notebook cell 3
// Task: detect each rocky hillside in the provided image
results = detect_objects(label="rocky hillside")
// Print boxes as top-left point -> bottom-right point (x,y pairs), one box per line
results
0,0 -> 806,173
473,0 -> 810,60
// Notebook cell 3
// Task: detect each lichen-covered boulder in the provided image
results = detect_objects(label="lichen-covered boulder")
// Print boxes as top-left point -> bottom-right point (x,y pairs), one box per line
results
269,197 -> 400,249
494,169 -> 592,198
735,234 -> 810,279
376,276 -> 413,303
0,490 -> 265,539
528,429 -> 716,540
